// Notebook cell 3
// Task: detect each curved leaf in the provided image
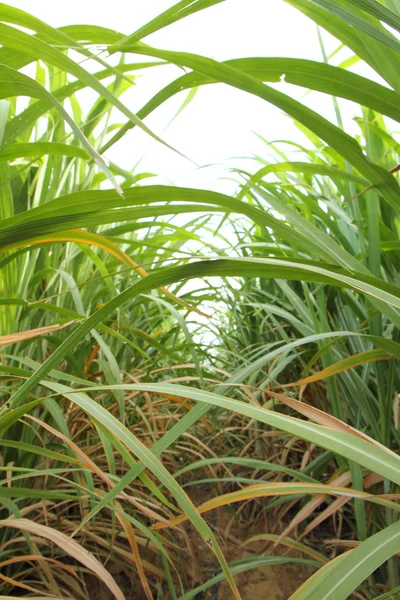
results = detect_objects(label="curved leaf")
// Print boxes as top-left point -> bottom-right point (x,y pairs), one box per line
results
0,142 -> 89,162
44,382 -> 400,486
0,518 -> 125,600
107,44 -> 400,211
289,520 -> 400,600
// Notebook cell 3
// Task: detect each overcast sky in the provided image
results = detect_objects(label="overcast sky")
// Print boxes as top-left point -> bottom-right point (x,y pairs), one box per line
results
8,0 -> 369,194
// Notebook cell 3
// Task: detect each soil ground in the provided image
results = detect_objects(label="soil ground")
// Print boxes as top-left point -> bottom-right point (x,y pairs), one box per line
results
84,488 -> 312,599
85,507 -> 310,599
183,487 -> 310,600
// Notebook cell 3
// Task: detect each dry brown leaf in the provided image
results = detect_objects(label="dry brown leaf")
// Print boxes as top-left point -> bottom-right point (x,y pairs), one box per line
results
267,391 -> 399,459
302,496 -> 349,538
276,471 -> 351,543
0,518 -> 125,600
0,321 -> 76,348
0,597 -> 72,600
26,415 -> 166,525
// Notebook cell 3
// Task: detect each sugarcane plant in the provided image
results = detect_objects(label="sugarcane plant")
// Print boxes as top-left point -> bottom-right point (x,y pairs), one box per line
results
0,1 -> 399,599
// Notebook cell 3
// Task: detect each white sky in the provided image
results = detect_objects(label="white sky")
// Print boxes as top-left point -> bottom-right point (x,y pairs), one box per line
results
8,0 -> 374,194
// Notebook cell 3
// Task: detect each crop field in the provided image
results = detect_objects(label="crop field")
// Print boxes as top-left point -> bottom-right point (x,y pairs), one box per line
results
0,1 -> 399,599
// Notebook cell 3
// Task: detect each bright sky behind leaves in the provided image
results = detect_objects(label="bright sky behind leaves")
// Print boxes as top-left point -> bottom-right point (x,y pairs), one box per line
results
8,1 -> 369,193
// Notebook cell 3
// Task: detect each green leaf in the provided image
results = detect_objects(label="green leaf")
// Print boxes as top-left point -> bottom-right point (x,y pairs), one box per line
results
344,0 -> 400,33
179,556 -> 319,600
0,142 -> 89,162
115,0 -> 226,45
64,382 -> 400,486
0,439 -> 79,464
282,0 -> 400,91
0,487 -> 76,500
7,257 -> 400,413
290,520 -> 400,600
307,0 -> 400,53
110,43 -> 400,212
0,65 -> 121,192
